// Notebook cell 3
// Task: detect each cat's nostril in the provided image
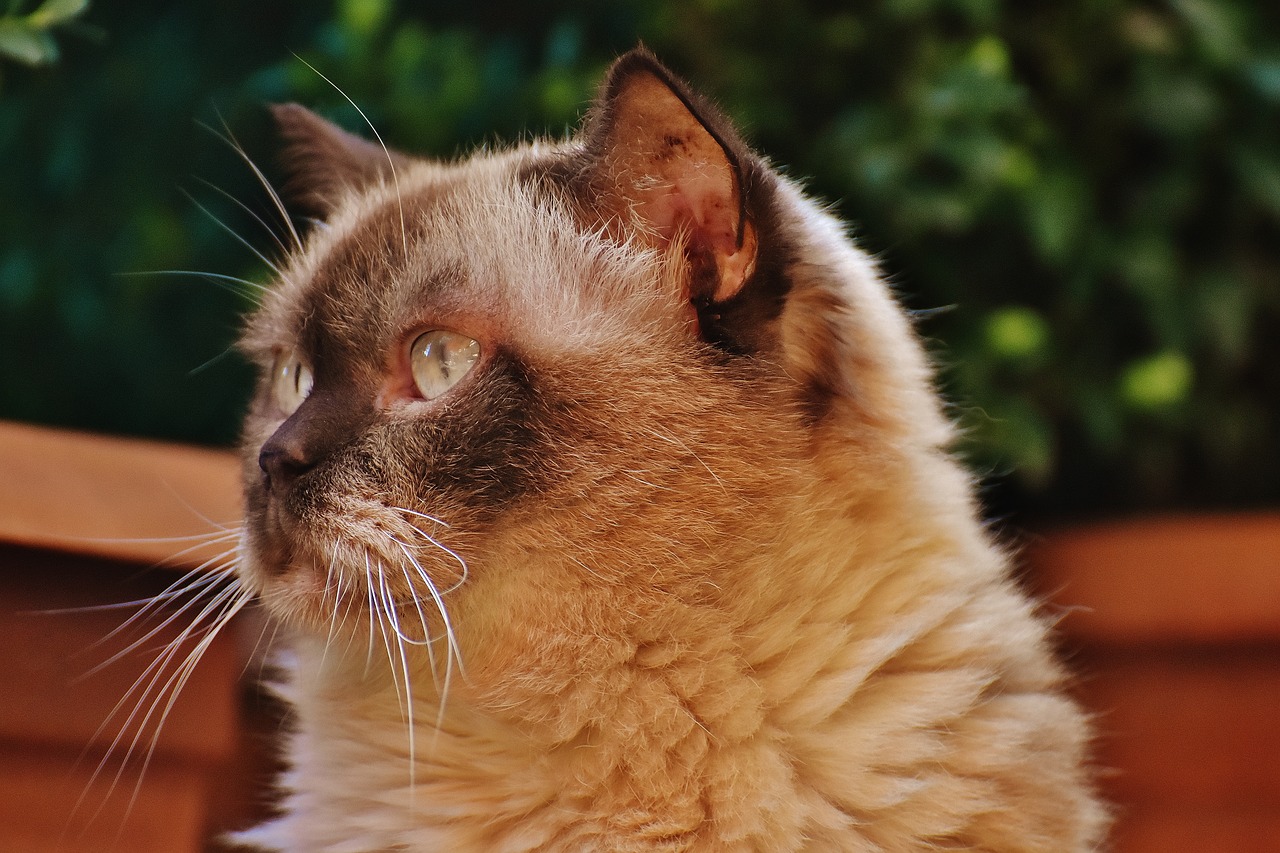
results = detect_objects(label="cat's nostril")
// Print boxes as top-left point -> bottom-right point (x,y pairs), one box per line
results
258,443 -> 313,491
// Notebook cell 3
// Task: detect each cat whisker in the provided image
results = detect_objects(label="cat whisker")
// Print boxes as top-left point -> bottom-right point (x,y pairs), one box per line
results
84,534 -> 241,629
80,560 -> 239,678
30,551 -> 233,616
110,586 -> 251,831
392,539 -> 463,734
291,53 -> 408,258
200,114 -> 304,254
86,573 -> 243,761
364,551 -> 380,675
316,542 -> 344,674
375,560 -> 418,792
74,574 -> 249,837
390,505 -> 451,529
183,189 -> 286,280
27,529 -> 242,608
331,571 -> 362,665
397,560 -> 442,690
193,176 -> 293,262
391,514 -> 469,595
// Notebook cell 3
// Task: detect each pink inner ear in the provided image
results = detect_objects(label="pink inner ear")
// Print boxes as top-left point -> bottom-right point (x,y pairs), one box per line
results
635,165 -> 757,304
600,71 -> 757,304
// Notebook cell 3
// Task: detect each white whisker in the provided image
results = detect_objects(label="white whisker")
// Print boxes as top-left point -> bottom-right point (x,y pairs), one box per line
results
392,517 -> 469,595
375,560 -> 417,792
80,562 -> 238,678
292,53 -> 408,257
364,551 -> 379,675
392,506 -> 452,528
397,559 -> 441,690
200,115 -> 304,254
392,539 -> 463,736
193,176 -> 293,260
184,189 -> 285,278
317,543 -> 343,673
74,576 -> 249,835
117,588 -> 251,818
118,267 -> 267,298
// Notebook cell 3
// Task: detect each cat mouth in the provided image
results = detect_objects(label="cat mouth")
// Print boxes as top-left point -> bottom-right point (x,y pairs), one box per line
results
241,507 -> 470,638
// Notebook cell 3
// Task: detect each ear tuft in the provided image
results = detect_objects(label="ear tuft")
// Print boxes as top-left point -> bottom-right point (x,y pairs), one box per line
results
270,103 -> 411,218
583,49 -> 758,306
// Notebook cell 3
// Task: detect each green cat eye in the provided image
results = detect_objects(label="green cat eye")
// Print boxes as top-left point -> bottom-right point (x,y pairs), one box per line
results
270,349 -> 313,416
410,330 -> 481,400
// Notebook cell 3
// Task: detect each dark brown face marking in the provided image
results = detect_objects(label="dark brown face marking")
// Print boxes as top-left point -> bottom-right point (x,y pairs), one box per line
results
246,195 -> 567,546
398,349 -> 559,512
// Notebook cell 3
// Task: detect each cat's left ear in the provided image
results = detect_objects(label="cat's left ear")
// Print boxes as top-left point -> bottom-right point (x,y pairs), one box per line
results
581,49 -> 758,308
270,103 -> 412,217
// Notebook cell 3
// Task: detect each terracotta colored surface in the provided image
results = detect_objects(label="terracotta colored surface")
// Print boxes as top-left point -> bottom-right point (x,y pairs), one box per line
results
0,548 -> 240,762
0,750 -> 208,853
1077,651 -> 1280,806
1027,515 -> 1280,853
1113,808 -> 1280,853
0,420 -> 241,569
0,546 -> 248,853
0,423 -> 249,853
1027,513 -> 1280,645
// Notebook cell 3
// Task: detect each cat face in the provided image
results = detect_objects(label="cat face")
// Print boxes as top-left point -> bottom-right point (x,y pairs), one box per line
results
237,51 -> 806,647
235,50 -> 940,674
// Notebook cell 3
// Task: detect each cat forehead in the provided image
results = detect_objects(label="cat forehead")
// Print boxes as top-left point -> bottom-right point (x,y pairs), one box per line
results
248,145 -> 665,362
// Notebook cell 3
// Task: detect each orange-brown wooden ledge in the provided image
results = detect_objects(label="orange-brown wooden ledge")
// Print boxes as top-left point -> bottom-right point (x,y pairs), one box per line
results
0,419 -> 241,568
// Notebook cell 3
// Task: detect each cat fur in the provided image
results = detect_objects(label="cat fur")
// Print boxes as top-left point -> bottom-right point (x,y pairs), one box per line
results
230,48 -> 1106,851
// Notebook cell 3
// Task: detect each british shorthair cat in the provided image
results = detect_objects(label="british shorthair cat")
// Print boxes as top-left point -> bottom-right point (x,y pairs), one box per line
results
230,47 -> 1105,851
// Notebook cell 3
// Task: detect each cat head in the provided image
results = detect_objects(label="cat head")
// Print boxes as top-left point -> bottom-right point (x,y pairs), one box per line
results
237,48 -> 946,668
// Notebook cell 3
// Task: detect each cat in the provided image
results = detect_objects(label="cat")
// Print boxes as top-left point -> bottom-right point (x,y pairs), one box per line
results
228,47 -> 1107,851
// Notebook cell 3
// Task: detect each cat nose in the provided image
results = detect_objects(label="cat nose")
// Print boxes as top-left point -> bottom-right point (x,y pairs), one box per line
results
258,441 -> 313,492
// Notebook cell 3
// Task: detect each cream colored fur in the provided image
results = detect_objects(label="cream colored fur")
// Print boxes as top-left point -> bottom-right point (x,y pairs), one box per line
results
232,56 -> 1106,852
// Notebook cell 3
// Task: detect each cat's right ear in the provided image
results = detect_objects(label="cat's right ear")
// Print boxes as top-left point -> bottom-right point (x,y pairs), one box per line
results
270,103 -> 412,218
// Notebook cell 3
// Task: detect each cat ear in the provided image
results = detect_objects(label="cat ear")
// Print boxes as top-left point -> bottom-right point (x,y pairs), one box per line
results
582,49 -> 758,306
270,103 -> 412,217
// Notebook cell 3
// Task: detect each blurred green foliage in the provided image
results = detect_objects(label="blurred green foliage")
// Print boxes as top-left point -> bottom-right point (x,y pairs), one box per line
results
1,0 -> 1277,520
0,0 -> 94,71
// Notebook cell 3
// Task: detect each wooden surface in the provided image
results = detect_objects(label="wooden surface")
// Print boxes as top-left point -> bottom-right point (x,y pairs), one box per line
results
0,419 -> 241,568
0,422 -> 250,851
1027,514 -> 1280,853
1028,513 -> 1280,645
0,547 -> 250,852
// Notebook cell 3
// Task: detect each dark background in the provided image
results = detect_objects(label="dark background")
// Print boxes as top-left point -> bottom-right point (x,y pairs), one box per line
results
2,0 -> 1278,523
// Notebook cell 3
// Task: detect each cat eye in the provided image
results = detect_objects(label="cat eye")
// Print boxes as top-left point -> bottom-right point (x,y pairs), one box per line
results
270,349 -> 313,416
410,330 -> 481,400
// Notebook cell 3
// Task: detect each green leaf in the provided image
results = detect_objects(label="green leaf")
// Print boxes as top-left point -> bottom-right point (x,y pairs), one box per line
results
968,35 -> 1010,78
337,0 -> 389,40
1026,168 -> 1088,262
1170,0 -> 1246,66
973,398 -> 1057,490
27,0 -> 88,29
1120,351 -> 1194,412
0,19 -> 57,65
984,306 -> 1050,364
1246,58 -> 1280,102
1233,146 -> 1280,217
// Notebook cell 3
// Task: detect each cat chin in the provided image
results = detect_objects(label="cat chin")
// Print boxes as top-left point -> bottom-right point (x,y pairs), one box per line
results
239,537 -> 459,649
238,549 -> 330,625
